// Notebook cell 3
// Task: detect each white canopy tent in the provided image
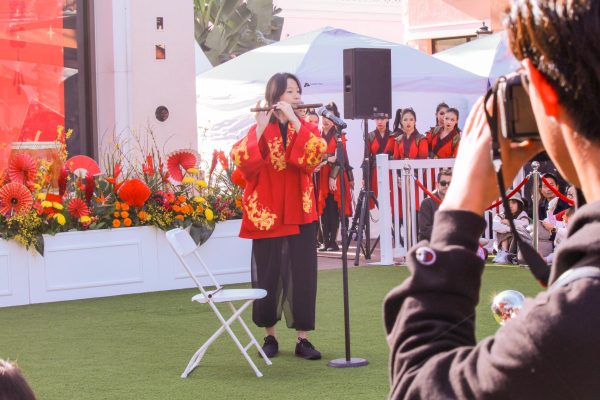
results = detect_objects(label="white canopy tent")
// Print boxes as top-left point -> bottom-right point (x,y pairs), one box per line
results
433,32 -> 520,86
195,42 -> 213,76
196,27 -> 487,168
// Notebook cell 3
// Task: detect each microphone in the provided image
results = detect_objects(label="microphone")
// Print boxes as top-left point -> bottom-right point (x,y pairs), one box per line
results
317,107 -> 347,129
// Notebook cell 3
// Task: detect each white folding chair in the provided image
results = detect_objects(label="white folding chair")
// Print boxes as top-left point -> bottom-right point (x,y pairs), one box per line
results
165,228 -> 272,378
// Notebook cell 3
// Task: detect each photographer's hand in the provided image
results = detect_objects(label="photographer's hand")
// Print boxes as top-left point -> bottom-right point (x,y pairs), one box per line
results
439,97 -> 544,215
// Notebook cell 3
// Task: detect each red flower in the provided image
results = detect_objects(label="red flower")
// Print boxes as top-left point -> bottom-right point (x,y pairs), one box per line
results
218,150 -> 228,170
0,182 -> 34,216
68,198 -> 90,219
58,165 -> 69,197
85,174 -> 95,205
231,168 -> 246,189
167,150 -> 198,182
8,153 -> 37,184
118,179 -> 151,207
209,150 -> 219,177
142,154 -> 155,176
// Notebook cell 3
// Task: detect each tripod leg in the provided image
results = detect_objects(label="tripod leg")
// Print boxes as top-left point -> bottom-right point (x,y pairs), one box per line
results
353,189 -> 371,266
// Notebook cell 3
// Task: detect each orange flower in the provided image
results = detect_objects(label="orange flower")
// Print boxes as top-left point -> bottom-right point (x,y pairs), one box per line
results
120,211 -> 129,218
182,204 -> 192,214
138,211 -> 148,220
115,201 -> 121,211
175,214 -> 184,221
123,218 -> 132,227
177,195 -> 186,203
121,203 -> 130,211
112,219 -> 121,228
172,204 -> 181,213
113,211 -> 120,218
95,193 -> 107,205
196,205 -> 204,213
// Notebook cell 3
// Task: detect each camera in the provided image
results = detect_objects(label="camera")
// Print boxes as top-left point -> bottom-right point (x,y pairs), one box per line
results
497,74 -> 539,142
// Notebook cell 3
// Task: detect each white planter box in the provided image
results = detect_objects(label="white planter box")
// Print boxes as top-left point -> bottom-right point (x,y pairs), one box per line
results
0,240 -> 31,308
0,220 -> 251,308
157,219 -> 251,290
28,227 -> 160,304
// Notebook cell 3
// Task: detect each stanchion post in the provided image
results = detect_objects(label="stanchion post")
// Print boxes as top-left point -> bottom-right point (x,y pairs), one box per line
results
532,161 -> 540,252
403,164 -> 413,251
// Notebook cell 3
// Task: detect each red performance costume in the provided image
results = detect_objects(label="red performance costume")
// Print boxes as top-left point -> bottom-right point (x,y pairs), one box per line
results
231,119 -> 327,239
368,129 -> 394,209
390,129 -> 429,217
317,127 -> 353,217
427,127 -> 461,159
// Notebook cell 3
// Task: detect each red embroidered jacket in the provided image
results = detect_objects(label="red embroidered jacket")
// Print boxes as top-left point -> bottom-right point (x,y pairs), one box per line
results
316,127 -> 352,216
231,119 -> 327,239
391,129 -> 428,160
426,127 -> 461,158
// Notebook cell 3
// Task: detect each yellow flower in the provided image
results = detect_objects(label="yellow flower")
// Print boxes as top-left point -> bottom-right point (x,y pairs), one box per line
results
196,180 -> 208,188
204,208 -> 214,221
80,216 -> 92,224
186,168 -> 200,175
182,176 -> 195,184
52,202 -> 64,210
53,213 -> 66,225
37,193 -> 47,201
193,196 -> 205,203
33,183 -> 41,190
41,201 -> 52,208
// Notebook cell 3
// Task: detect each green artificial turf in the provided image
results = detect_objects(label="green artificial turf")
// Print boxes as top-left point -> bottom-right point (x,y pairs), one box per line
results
0,264 -> 542,400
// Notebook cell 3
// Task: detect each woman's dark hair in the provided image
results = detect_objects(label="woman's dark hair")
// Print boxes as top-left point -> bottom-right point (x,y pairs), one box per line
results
436,102 -> 449,113
506,0 -> 600,142
446,108 -> 459,120
324,101 -> 340,118
392,108 -> 402,132
401,108 -> 417,121
509,199 -> 525,217
0,360 -> 37,400
265,73 -> 302,122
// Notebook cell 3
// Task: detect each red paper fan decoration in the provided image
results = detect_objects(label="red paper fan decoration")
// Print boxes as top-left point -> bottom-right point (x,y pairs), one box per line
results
7,153 -> 37,184
68,198 -> 90,219
118,179 -> 151,207
66,155 -> 101,178
0,182 -> 34,216
167,150 -> 198,182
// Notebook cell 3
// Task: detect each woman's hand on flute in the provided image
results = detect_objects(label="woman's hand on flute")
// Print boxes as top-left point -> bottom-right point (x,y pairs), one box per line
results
255,101 -> 273,141
275,101 -> 301,131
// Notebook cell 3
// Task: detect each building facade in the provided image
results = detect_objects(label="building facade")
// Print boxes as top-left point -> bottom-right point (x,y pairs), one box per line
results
278,0 -> 509,53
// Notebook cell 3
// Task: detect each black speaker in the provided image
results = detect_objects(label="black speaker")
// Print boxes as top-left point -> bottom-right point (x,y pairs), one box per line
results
343,48 -> 392,120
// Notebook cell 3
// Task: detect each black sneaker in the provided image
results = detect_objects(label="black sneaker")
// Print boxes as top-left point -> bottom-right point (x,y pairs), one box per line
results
295,338 -> 322,360
260,335 -> 278,358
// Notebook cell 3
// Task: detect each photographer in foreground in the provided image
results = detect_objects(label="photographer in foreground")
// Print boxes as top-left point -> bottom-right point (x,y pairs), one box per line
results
384,1 -> 600,399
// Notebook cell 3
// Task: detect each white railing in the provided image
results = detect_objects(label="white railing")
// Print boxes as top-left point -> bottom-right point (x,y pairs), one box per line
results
376,155 -> 525,265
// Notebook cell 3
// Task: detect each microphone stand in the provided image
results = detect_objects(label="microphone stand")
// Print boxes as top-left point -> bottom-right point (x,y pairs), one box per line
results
328,124 -> 369,369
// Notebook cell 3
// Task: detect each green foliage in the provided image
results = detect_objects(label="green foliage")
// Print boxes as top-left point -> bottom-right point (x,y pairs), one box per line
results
194,0 -> 284,65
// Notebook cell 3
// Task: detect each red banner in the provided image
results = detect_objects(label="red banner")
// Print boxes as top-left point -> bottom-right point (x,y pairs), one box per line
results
0,0 -> 66,172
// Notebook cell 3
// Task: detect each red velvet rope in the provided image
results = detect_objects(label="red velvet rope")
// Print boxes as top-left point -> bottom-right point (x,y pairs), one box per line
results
413,177 -> 442,204
541,176 -> 575,206
485,176 -> 530,211
412,175 -> 530,210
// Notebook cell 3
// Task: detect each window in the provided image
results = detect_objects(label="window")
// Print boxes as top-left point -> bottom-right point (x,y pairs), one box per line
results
0,0 -> 96,159
432,36 -> 476,54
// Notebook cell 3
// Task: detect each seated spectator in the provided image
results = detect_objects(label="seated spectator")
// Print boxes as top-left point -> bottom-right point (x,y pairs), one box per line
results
535,173 -> 570,258
492,192 -> 529,264
545,206 -> 574,264
417,169 -> 451,242
0,359 -> 37,400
